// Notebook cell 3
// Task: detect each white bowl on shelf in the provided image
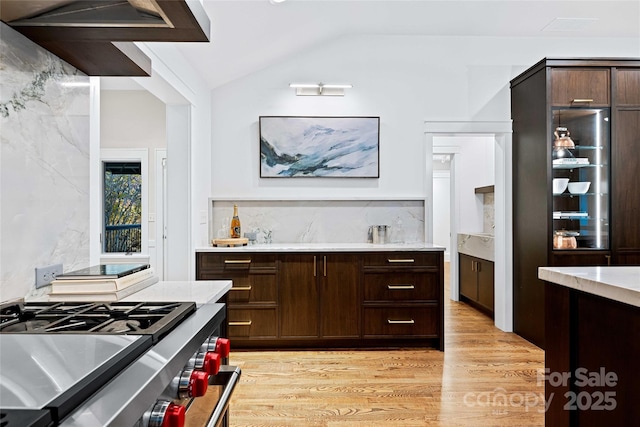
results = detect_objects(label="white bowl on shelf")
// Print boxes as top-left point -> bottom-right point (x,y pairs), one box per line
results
568,181 -> 591,194
553,178 -> 569,195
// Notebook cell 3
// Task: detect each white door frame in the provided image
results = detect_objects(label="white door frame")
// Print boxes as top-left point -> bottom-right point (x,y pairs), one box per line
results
425,121 -> 513,332
155,149 -> 167,280
433,162 -> 453,262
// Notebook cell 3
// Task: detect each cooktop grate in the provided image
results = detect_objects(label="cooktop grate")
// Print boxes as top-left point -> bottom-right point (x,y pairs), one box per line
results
0,301 -> 196,343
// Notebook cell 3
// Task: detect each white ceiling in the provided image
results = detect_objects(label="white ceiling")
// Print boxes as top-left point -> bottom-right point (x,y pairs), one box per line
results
103,0 -> 640,90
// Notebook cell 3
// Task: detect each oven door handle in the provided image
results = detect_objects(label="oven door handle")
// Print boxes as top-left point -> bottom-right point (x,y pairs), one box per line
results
205,365 -> 242,427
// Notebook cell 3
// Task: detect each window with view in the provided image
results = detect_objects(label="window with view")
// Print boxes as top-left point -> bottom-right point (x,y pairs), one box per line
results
103,162 -> 142,253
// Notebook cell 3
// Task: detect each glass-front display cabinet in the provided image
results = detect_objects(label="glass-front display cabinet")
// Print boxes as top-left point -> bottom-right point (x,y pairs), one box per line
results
551,108 -> 609,251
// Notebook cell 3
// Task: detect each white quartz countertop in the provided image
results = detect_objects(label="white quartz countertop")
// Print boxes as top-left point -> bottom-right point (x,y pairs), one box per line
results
538,266 -> 640,308
121,280 -> 232,307
196,242 -> 444,252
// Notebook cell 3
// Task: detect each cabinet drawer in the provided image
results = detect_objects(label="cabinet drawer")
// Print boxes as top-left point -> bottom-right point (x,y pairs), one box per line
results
551,68 -> 610,106
228,274 -> 277,303
362,252 -> 440,267
228,308 -> 277,338
363,306 -> 438,337
197,253 -> 277,272
363,272 -> 438,301
615,69 -> 640,106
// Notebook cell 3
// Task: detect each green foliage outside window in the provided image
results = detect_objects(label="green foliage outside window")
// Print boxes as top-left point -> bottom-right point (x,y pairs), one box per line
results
104,162 -> 142,253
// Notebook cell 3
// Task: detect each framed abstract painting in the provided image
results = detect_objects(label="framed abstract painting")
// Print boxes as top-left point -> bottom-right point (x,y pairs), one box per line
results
259,116 -> 380,178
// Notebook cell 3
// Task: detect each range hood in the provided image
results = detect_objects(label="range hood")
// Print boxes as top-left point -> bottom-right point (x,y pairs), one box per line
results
0,0 -> 211,76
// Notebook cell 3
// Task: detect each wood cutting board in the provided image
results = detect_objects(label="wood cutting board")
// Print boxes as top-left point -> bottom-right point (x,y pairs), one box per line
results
211,237 -> 249,247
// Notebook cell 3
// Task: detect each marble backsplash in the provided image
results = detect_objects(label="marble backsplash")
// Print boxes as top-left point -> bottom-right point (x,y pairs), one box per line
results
210,200 -> 425,245
0,23 -> 90,301
483,192 -> 495,234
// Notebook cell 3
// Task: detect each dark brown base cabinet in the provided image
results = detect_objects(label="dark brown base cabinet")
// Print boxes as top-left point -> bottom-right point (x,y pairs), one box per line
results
459,254 -> 494,318
511,58 -> 640,349
545,282 -> 640,426
279,253 -> 360,339
196,250 -> 444,350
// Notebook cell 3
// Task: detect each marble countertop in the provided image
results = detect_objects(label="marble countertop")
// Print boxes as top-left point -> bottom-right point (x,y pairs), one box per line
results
457,232 -> 494,262
121,280 -> 232,307
196,242 -> 444,252
538,266 -> 640,308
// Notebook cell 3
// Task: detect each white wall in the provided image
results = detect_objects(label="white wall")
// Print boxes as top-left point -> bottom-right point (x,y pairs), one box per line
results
209,34 -> 639,231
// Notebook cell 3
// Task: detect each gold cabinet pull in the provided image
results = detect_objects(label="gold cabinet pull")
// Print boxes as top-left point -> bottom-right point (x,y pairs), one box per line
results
230,286 -> 252,291
229,320 -> 252,326
387,319 -> 415,324
387,258 -> 415,263
605,255 -> 611,266
224,259 -> 251,264
313,256 -> 317,277
571,98 -> 594,103
387,284 -> 415,290
323,256 -> 327,277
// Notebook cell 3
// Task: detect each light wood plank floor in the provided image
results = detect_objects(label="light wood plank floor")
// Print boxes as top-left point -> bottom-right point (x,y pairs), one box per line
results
227,263 -> 544,426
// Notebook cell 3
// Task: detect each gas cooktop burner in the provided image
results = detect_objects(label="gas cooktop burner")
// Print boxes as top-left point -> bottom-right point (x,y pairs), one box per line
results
0,301 -> 196,342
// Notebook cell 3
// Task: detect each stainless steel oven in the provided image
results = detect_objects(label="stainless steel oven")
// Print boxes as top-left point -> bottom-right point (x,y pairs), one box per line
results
0,301 -> 241,427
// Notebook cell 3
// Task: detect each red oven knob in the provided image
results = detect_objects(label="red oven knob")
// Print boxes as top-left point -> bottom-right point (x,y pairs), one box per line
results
148,401 -> 185,427
188,350 -> 221,375
187,369 -> 209,397
170,369 -> 209,399
201,337 -> 230,358
202,351 -> 221,375
162,403 -> 185,427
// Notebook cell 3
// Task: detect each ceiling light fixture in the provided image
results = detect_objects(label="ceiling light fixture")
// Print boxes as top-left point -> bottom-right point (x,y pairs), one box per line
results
289,82 -> 353,96
269,0 -> 287,4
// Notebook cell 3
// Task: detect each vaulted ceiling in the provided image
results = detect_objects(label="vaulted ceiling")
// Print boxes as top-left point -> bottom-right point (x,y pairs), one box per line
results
173,0 -> 640,89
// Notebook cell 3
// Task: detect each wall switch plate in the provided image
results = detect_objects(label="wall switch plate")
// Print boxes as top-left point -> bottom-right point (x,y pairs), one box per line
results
35,263 -> 63,288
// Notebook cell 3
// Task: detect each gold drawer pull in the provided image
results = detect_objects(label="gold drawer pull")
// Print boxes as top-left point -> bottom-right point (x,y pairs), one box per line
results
229,321 -> 252,326
387,284 -> 415,290
571,98 -> 594,103
230,286 -> 252,291
387,319 -> 415,324
224,259 -> 252,264
387,258 -> 415,263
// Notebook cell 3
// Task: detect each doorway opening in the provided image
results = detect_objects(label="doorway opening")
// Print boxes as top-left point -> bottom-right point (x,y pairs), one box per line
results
425,121 -> 512,333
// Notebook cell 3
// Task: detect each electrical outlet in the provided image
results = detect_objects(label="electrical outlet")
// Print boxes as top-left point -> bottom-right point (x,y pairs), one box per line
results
35,263 -> 63,289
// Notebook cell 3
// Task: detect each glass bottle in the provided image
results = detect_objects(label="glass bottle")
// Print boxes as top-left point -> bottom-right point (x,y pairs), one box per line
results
230,204 -> 241,238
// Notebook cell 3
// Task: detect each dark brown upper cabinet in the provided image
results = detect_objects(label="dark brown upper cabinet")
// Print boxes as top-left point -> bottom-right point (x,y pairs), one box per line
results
550,68 -> 610,107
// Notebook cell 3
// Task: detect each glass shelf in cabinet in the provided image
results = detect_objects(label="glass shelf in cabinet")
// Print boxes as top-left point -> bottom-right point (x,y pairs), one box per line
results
552,247 -> 609,251
572,145 -> 605,150
553,192 -> 606,197
552,219 -> 607,223
552,163 -> 606,170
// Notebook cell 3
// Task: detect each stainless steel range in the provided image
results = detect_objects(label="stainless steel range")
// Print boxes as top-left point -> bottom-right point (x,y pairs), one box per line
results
0,301 -> 240,427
